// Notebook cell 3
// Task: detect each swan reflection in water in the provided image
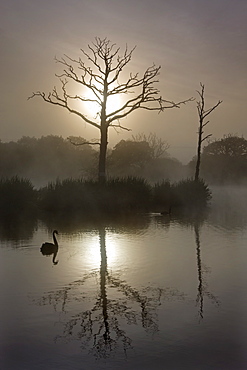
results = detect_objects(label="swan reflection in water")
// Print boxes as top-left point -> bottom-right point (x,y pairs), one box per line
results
40,230 -> 59,265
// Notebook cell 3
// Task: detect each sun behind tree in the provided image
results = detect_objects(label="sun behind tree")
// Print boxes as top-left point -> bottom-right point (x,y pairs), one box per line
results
80,81 -> 123,119
29,37 -> 191,182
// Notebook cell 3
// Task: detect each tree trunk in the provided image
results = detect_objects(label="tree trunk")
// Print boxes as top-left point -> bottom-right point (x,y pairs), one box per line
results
98,125 -> 108,183
98,73 -> 109,183
194,83 -> 221,182
195,125 -> 202,181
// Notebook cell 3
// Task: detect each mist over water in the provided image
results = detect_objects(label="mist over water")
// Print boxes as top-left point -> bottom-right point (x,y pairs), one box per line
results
209,185 -> 247,229
0,135 -> 193,188
1,186 -> 247,369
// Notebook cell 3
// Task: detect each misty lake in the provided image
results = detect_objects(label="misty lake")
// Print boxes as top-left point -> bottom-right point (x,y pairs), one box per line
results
1,186 -> 247,369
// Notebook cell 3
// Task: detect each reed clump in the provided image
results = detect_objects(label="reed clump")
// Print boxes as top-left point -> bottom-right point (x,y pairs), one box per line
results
153,178 -> 211,210
0,176 -> 37,217
0,176 -> 211,216
38,177 -> 152,215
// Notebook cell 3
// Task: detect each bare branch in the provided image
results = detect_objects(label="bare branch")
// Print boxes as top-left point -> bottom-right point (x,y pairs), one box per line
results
194,83 -> 222,181
110,123 -> 132,131
28,89 -> 101,130
132,132 -> 170,158
29,37 -> 192,182
201,133 -> 212,142
68,137 -> 100,146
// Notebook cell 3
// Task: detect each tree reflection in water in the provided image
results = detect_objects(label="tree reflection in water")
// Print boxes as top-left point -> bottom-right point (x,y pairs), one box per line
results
36,226 -> 186,359
0,214 -> 37,242
194,221 -> 220,319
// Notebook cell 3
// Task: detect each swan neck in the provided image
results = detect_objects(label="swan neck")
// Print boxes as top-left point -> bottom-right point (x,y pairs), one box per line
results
52,250 -> 58,264
53,232 -> 58,246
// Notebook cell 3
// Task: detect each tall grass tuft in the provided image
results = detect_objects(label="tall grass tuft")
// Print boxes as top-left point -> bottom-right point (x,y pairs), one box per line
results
172,178 -> 212,208
152,180 -> 172,210
0,176 -> 37,216
153,178 -> 211,210
0,176 -> 211,217
38,176 -> 152,215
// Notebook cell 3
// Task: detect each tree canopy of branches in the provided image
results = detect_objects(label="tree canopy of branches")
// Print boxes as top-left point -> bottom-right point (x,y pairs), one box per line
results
194,83 -> 222,181
203,134 -> 247,158
132,132 -> 170,159
29,37 -> 191,182
108,140 -> 152,177
108,137 -> 184,181
200,135 -> 247,183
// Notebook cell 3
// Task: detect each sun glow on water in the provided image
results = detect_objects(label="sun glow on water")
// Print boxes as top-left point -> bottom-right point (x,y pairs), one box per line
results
78,231 -> 121,270
84,235 -> 101,268
105,234 -> 118,265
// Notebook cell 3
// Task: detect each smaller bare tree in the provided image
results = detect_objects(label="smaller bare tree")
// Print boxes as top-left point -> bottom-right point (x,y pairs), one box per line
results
195,83 -> 222,181
132,132 -> 170,159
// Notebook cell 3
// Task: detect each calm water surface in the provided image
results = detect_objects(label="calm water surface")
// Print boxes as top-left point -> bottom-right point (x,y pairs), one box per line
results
1,187 -> 247,369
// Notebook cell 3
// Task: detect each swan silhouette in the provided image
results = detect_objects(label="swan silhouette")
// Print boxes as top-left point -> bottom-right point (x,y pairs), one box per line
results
161,206 -> 172,216
40,230 -> 59,265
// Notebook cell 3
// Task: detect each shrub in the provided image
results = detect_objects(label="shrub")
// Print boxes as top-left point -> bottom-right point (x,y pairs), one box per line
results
0,176 -> 37,216
172,178 -> 212,208
152,180 -> 172,210
38,177 -> 152,215
152,178 -> 211,210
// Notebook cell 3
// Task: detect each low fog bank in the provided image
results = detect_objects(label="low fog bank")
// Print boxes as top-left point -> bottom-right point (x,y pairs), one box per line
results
210,185 -> 247,211
208,185 -> 247,229
0,135 -> 192,188
1,135 -> 247,189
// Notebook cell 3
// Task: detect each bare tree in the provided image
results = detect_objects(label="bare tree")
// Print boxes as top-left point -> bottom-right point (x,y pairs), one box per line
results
132,132 -> 170,159
29,37 -> 191,182
194,83 -> 222,181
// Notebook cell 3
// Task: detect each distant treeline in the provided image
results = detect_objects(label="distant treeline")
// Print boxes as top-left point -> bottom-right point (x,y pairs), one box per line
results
0,134 -> 246,186
189,134 -> 247,184
0,135 -> 188,187
0,136 -> 97,187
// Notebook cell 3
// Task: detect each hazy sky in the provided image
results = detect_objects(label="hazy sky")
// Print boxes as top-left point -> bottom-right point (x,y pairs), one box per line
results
1,0 -> 247,162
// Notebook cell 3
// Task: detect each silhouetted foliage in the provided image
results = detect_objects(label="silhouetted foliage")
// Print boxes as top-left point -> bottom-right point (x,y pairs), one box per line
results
203,135 -> 247,157
132,132 -> 170,159
172,178 -> 211,208
0,135 -> 97,186
152,180 -> 172,210
143,157 -> 186,183
153,178 -> 211,210
189,135 -> 247,184
0,176 -> 37,217
0,134 -> 188,185
108,138 -> 185,182
0,175 -> 210,217
38,177 -> 152,215
108,140 -> 152,177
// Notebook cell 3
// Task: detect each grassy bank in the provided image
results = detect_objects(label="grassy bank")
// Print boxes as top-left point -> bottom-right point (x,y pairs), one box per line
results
0,176 -> 211,217
0,176 -> 37,217
153,178 -> 211,210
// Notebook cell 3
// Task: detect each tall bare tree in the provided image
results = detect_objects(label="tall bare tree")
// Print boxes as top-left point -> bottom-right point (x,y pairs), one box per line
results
29,37 -> 191,182
195,83 -> 222,181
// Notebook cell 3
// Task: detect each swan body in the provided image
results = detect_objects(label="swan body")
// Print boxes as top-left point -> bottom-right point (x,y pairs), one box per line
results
161,206 -> 172,216
40,230 -> 59,264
